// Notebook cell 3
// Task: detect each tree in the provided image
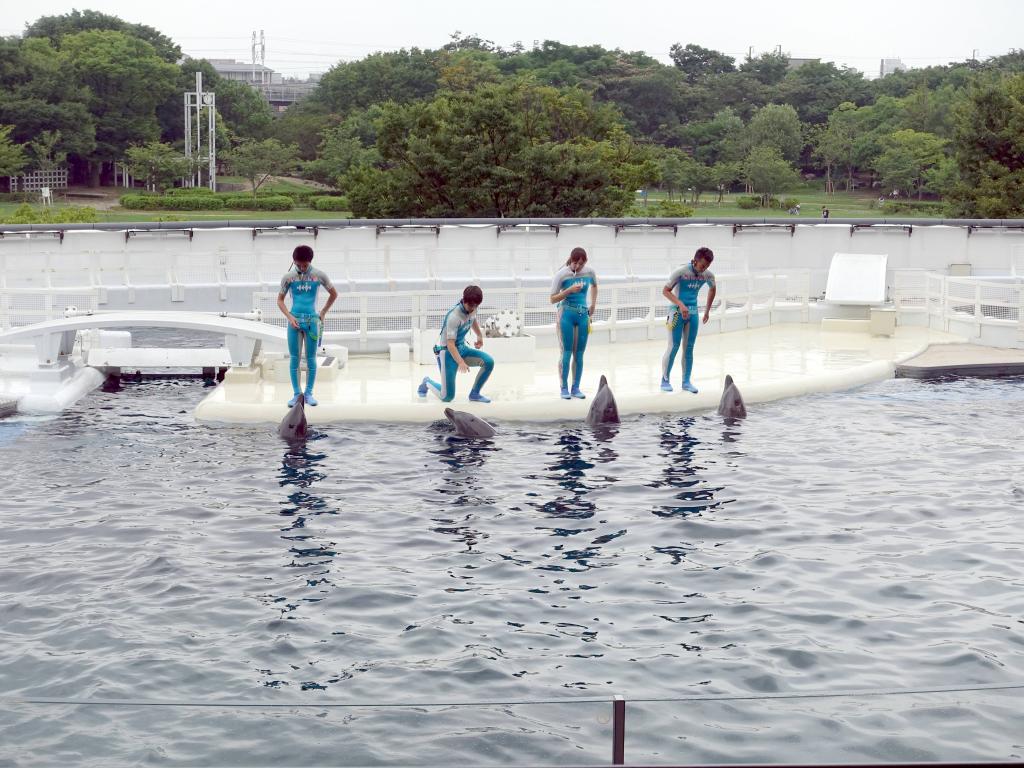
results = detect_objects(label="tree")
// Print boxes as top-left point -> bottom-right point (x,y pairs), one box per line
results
0,125 -> 28,177
874,129 -> 947,198
740,51 -> 790,85
947,75 -> 1024,217
24,9 -> 181,62
774,61 -> 871,124
669,43 -> 735,83
26,129 -> 65,170
314,48 -> 441,114
58,30 -> 180,186
814,102 -> 860,192
225,138 -> 300,199
742,146 -> 799,205
746,103 -> 803,162
124,141 -> 193,191
712,161 -> 742,202
343,79 -> 654,217
303,108 -> 382,187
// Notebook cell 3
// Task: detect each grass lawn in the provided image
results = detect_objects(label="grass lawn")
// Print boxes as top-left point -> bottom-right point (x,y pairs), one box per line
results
1,187 -> 942,224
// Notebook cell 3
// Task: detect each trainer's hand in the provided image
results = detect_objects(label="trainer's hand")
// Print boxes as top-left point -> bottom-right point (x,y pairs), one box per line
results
679,306 -> 690,320
458,362 -> 470,374
570,283 -> 586,294
318,310 -> 327,323
702,311 -> 710,325
474,336 -> 484,349
288,315 -> 300,329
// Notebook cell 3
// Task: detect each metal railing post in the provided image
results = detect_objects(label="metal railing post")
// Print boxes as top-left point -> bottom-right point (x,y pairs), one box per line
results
612,694 -> 625,765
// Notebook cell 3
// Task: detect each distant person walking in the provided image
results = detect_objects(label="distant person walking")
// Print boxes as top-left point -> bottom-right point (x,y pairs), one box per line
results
821,206 -> 830,220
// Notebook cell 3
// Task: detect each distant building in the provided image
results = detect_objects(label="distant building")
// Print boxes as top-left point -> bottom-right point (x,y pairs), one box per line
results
208,58 -> 281,86
207,59 -> 318,111
880,58 -> 907,77
786,57 -> 820,71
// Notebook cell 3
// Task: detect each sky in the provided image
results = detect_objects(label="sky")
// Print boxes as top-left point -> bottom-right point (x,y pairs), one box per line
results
1,0 -> 1020,79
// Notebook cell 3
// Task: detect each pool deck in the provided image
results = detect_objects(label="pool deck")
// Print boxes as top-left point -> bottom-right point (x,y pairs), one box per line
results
896,343 -> 1024,379
194,324 -> 965,424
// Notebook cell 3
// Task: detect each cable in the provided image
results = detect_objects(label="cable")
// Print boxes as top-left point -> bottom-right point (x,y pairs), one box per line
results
7,681 -> 1023,710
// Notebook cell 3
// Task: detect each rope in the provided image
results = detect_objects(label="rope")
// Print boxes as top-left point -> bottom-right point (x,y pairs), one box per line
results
6,681 -> 1022,710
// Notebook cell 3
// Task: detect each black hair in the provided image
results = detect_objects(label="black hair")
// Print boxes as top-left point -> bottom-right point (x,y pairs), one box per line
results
292,245 -> 314,262
566,246 -> 588,267
463,285 -> 483,305
694,246 -> 714,264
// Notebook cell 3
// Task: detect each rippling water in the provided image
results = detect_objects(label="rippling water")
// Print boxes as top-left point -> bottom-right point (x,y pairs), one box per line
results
1,375 -> 1023,766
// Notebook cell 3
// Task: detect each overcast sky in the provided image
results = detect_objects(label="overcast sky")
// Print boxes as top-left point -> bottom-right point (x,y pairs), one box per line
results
2,0 -> 1020,79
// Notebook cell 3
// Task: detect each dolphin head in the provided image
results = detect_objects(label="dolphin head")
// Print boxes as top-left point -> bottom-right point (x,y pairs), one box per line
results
278,393 -> 308,441
444,407 -> 496,438
586,374 -> 620,426
717,374 -> 747,419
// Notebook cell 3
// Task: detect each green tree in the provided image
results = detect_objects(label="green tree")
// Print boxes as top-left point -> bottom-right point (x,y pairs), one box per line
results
58,30 -> 180,186
874,129 -> 946,198
774,61 -> 871,124
314,48 -> 441,114
304,107 -> 382,187
742,146 -> 799,206
814,102 -> 859,192
746,103 -> 803,162
0,37 -> 96,168
948,75 -> 1024,217
712,161 -> 742,202
225,138 -> 300,200
24,9 -> 182,62
668,43 -> 735,83
0,125 -> 28,176
124,141 -> 193,191
740,51 -> 790,85
269,101 -> 337,161
26,129 -> 66,170
344,79 -> 653,217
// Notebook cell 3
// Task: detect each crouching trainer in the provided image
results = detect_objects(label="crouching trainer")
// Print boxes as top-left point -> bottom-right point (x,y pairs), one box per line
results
418,285 -> 494,403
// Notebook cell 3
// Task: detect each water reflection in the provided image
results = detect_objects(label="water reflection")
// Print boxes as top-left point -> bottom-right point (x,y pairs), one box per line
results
428,429 -> 499,551
529,427 -> 624,573
649,417 -> 725,519
274,436 -> 337,598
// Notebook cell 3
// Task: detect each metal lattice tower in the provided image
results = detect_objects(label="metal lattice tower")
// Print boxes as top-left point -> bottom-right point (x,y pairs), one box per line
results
183,71 -> 216,190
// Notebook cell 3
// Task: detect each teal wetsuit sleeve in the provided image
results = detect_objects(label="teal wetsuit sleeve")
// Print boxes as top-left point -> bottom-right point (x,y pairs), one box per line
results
550,266 -> 569,299
703,269 -> 716,289
665,266 -> 685,293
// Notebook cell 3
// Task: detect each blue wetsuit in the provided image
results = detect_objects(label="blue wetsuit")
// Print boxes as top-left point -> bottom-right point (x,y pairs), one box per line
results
661,262 -> 716,385
550,264 -> 597,393
423,301 -> 494,402
279,265 -> 334,396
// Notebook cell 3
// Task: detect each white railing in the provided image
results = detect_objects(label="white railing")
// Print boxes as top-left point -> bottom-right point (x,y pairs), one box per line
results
894,270 -> 1024,340
253,272 -> 810,346
0,289 -> 100,332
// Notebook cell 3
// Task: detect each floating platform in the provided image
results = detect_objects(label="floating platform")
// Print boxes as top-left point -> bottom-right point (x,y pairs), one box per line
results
895,343 -> 1024,379
195,324 -> 964,424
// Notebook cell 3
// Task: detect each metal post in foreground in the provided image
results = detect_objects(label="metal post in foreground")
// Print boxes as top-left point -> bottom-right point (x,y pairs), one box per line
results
612,695 -> 625,765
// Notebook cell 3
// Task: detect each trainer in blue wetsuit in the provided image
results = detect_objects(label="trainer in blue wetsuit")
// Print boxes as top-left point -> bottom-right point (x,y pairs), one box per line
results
549,247 -> 598,400
277,245 -> 338,408
418,285 -> 494,404
661,247 -> 716,394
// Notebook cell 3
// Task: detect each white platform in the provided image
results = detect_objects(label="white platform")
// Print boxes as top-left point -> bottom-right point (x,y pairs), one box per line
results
194,324 -> 964,424
825,252 -> 888,305
86,347 -> 234,368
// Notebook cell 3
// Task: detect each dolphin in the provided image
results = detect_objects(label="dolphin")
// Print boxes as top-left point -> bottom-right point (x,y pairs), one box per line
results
278,393 -> 308,441
717,374 -> 747,419
586,375 -> 620,426
444,407 -> 496,438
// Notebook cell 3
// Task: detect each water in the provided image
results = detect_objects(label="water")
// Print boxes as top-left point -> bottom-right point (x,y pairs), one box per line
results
1,376 -> 1023,766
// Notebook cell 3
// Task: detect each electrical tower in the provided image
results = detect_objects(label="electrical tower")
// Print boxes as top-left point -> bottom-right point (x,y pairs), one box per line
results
183,71 -> 216,190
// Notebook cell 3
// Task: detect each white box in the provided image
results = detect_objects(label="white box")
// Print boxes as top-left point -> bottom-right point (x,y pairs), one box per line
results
389,342 -> 409,362
869,307 -> 897,336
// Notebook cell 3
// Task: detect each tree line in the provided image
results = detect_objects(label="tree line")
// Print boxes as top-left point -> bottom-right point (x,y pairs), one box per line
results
1,13 -> 1022,218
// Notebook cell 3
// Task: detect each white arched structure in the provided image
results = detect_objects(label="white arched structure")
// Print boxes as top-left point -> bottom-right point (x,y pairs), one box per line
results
0,311 -> 286,367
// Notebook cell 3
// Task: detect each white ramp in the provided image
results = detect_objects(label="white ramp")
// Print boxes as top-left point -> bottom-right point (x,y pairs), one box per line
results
825,252 -> 888,305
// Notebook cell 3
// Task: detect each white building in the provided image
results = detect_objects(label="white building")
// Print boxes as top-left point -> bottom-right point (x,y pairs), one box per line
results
880,57 -> 908,77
